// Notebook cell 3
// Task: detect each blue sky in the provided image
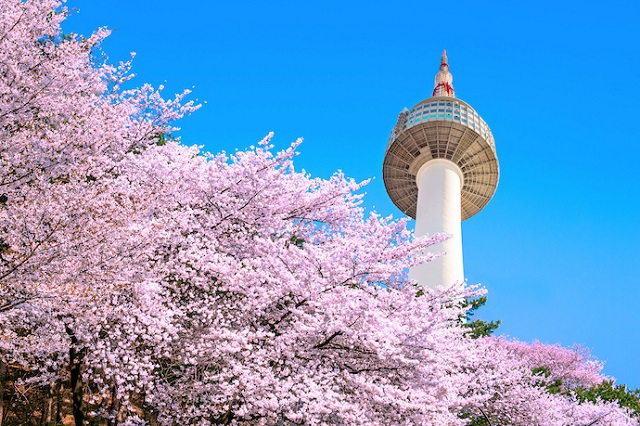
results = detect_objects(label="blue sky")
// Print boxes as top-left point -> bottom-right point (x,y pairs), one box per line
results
64,0 -> 640,388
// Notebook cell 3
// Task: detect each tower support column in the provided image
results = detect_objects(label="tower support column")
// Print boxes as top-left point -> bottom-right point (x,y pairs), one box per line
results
409,159 -> 464,288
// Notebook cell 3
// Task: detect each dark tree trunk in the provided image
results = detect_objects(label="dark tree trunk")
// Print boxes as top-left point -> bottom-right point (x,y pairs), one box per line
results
0,359 -> 5,426
66,326 -> 86,426
214,406 -> 234,425
142,391 -> 159,426
106,384 -> 120,426
54,381 -> 62,425
39,384 -> 51,425
40,382 -> 59,426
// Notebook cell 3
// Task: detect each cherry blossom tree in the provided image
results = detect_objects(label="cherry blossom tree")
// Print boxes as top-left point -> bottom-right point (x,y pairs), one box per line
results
0,1 -> 637,425
0,0 -> 193,423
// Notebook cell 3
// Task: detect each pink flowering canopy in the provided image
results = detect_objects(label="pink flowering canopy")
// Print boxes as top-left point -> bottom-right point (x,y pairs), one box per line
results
0,1 -> 637,425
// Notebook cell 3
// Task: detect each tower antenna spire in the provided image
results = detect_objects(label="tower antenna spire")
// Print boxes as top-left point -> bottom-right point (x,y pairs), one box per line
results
433,49 -> 455,97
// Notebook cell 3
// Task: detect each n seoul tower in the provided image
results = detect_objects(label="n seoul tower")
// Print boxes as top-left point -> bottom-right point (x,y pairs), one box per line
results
383,50 -> 499,288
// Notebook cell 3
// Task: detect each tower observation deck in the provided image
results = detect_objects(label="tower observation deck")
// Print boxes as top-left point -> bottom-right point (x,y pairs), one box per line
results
382,50 -> 499,288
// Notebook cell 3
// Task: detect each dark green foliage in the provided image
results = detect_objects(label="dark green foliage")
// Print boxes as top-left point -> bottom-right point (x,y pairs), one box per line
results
289,235 -> 305,248
154,133 -> 169,146
459,295 -> 501,339
532,366 -> 564,394
531,366 -> 640,418
574,380 -> 640,417
415,291 -> 500,338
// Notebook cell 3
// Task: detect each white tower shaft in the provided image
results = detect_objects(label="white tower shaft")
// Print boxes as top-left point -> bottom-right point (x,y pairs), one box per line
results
409,159 -> 464,288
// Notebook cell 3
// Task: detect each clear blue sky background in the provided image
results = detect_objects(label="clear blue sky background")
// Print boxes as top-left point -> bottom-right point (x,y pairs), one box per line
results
64,0 -> 640,388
